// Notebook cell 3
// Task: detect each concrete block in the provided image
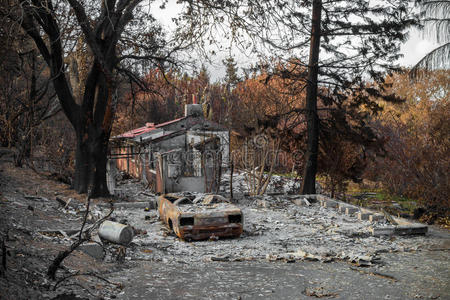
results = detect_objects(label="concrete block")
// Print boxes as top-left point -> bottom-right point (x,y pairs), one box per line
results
292,198 -> 311,206
358,212 -> 371,220
316,195 -> 333,202
371,226 -> 395,236
345,207 -> 359,215
338,204 -> 347,213
78,243 -> 105,260
300,195 -> 319,203
394,225 -> 428,235
315,195 -> 326,202
323,200 -> 338,208
371,224 -> 428,236
369,214 -> 385,222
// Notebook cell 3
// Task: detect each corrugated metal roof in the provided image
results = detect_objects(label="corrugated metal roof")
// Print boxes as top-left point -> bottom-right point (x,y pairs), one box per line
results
155,117 -> 186,128
114,116 -> 187,139
115,125 -> 156,138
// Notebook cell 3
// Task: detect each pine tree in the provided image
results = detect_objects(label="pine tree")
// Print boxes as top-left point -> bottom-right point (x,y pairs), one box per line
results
411,0 -> 450,78
223,56 -> 240,90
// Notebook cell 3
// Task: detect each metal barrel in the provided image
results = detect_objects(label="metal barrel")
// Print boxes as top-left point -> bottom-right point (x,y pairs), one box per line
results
98,220 -> 134,245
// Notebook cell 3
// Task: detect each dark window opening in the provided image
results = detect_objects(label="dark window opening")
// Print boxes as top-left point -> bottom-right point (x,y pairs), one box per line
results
228,214 -> 242,223
165,196 -> 178,203
174,198 -> 192,205
180,217 -> 194,226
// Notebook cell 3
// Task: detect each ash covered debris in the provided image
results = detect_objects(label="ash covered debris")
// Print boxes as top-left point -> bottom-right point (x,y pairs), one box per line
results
89,170 -> 433,267
101,188 -> 431,266
0,151 -> 446,300
219,172 -> 308,196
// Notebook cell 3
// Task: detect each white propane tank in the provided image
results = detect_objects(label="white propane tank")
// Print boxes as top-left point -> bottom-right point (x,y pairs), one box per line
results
98,220 -> 134,245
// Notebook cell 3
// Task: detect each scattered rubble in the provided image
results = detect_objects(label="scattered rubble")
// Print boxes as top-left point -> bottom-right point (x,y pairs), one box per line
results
0,162 -> 447,300
78,243 -> 105,260
101,189 -> 435,267
220,172 -> 307,195
304,286 -> 339,298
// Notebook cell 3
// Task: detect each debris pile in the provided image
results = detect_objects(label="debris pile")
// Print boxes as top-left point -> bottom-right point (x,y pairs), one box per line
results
220,172 -> 305,195
101,192 -> 428,266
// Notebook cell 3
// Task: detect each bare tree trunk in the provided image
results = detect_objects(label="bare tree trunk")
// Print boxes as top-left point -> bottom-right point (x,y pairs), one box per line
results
215,151 -> 222,194
230,156 -> 234,200
1,236 -> 6,277
259,139 -> 281,195
73,131 -> 110,197
301,0 -> 322,195
72,70 -> 113,197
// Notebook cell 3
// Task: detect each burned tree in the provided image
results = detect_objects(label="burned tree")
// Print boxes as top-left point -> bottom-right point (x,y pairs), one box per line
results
0,13 -> 60,168
180,0 -> 417,194
2,0 -> 187,196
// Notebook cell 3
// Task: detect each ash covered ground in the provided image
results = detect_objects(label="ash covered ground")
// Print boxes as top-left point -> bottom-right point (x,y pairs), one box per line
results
107,171 -> 435,265
1,161 -> 449,300
110,190 -> 439,265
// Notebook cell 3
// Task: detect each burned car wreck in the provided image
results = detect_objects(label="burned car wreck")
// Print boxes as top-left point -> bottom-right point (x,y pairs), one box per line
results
157,194 -> 243,241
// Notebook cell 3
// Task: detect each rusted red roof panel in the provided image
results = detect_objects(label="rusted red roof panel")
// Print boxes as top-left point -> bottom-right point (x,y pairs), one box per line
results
115,116 -> 187,138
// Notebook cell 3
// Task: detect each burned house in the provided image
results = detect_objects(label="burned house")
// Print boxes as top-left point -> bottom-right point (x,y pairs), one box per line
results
109,103 -> 229,194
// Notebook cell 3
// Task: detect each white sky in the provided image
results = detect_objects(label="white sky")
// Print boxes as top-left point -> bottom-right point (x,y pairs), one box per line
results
398,28 -> 440,67
152,1 -> 441,82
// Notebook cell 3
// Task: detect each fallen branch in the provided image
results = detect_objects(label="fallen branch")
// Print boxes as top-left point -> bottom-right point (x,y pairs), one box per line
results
349,266 -> 398,282
47,194 -> 114,280
1,236 -> 6,277
47,237 -> 88,280
382,208 -> 398,225
78,196 -> 91,241
53,271 -> 121,291
55,197 -> 68,207
54,282 -> 98,298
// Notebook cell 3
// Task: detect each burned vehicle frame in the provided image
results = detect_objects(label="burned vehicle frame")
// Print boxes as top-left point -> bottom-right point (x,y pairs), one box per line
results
157,194 -> 243,241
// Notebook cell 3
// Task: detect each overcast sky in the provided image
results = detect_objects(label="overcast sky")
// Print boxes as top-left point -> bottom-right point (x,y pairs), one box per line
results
152,1 -> 439,82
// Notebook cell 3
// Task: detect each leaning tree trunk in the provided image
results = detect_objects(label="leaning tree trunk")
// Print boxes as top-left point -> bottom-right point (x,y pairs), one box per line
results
301,0 -> 322,195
